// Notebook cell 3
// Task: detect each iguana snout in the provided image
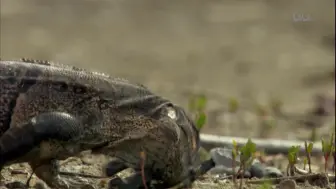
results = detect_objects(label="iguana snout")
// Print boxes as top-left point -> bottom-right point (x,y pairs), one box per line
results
159,104 -> 201,186
174,105 -> 201,165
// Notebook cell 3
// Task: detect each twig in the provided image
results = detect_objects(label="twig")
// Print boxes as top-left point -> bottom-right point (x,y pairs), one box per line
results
239,164 -> 244,189
59,171 -> 107,179
304,141 -> 312,173
140,151 -> 148,189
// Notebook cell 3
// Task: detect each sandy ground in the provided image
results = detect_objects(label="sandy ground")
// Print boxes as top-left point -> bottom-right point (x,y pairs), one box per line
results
0,0 -> 335,188
1,154 -> 335,189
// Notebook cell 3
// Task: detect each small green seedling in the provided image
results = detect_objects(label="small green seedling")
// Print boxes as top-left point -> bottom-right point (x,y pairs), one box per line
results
239,139 -> 257,167
232,139 -> 238,152
232,140 -> 239,188
188,93 -> 207,113
238,139 -> 257,189
228,97 -> 239,113
287,145 -> 300,176
321,133 -> 335,172
304,141 -> 314,173
303,157 -> 307,170
188,94 -> 207,130
195,112 -> 206,130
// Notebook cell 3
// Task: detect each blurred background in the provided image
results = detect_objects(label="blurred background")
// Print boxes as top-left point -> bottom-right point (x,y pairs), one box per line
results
1,0 -> 335,141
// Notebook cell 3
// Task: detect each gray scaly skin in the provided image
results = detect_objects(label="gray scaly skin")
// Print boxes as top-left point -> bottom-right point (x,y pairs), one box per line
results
0,59 -> 202,188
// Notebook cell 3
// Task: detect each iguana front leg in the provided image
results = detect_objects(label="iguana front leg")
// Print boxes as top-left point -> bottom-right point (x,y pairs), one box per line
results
0,112 -> 84,189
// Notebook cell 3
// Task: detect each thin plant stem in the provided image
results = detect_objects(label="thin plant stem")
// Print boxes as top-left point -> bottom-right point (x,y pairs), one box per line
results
140,151 -> 148,189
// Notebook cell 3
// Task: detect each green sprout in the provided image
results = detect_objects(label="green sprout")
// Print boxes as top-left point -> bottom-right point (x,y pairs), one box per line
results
188,93 -> 207,112
321,133 -> 335,172
228,97 -> 239,113
303,157 -> 307,170
195,112 -> 206,130
287,145 -> 300,176
231,140 -> 239,188
239,138 -> 257,167
304,141 -> 314,173
188,94 -> 207,130
238,139 -> 257,189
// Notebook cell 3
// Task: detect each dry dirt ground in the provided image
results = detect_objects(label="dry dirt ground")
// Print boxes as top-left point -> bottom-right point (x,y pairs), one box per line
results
1,154 -> 335,189
0,0 -> 335,188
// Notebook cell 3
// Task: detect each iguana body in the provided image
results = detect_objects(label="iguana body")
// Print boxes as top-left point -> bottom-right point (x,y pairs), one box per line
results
0,59 -> 201,188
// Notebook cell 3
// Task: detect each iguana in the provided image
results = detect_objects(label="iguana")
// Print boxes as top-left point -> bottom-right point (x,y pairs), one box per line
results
0,59 -> 209,189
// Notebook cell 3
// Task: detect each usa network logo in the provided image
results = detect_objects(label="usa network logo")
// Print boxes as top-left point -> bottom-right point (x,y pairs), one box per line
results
292,13 -> 312,22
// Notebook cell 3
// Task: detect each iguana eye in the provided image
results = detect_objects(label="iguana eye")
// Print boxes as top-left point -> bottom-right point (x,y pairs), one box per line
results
166,107 -> 177,120
166,106 -> 181,143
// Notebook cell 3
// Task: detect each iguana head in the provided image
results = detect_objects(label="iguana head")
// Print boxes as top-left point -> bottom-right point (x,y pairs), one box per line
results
174,105 -> 200,163
164,104 -> 201,185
